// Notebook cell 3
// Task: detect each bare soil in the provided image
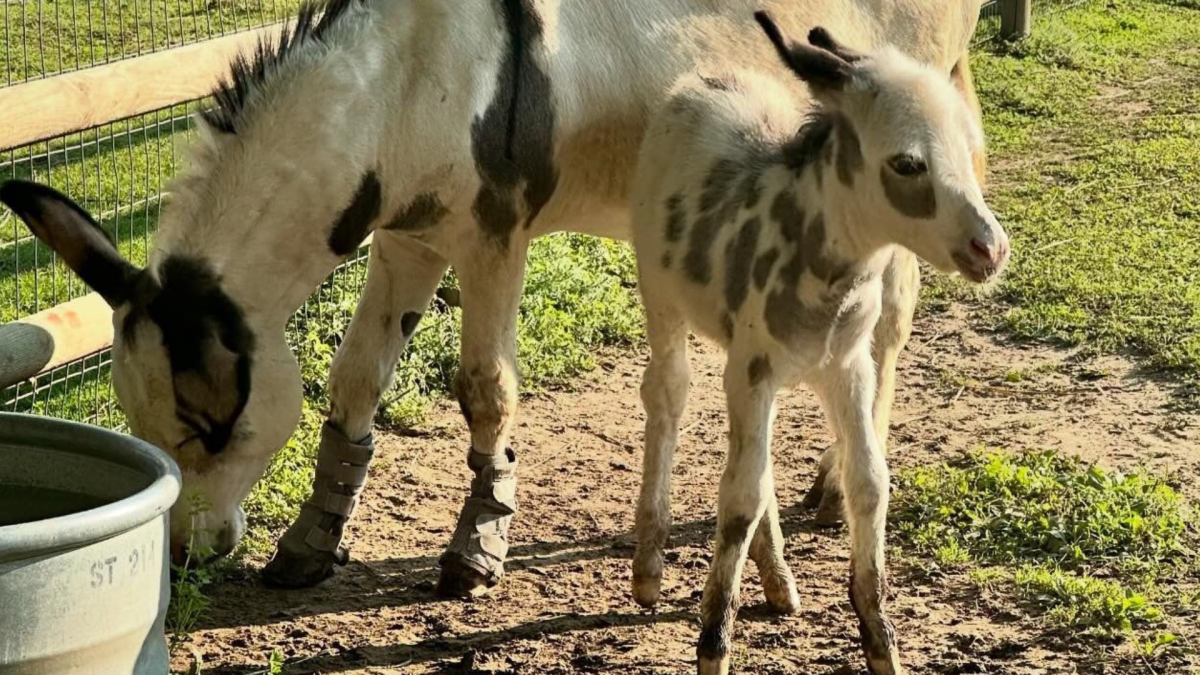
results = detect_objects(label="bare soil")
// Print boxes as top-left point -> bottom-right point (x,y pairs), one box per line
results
176,303 -> 1200,675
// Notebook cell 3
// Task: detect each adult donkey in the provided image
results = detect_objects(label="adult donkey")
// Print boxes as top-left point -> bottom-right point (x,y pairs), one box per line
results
0,0 -> 985,596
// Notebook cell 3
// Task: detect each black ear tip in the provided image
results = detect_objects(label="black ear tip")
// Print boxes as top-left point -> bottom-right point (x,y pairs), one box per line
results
1,179 -> 58,208
808,26 -> 832,46
753,10 -> 775,31
0,179 -> 39,214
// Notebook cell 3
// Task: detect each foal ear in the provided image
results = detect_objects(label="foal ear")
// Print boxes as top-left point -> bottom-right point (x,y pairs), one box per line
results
0,180 -> 139,306
807,27 -> 866,64
754,12 -> 855,92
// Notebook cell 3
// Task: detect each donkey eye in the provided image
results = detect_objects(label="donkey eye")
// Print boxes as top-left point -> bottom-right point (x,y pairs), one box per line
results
887,154 -> 927,177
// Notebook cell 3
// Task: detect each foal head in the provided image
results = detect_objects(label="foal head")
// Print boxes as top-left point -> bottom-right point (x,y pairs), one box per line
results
755,12 -> 1009,282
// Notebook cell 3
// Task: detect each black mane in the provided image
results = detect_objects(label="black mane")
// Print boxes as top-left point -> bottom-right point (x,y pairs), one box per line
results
202,0 -> 365,134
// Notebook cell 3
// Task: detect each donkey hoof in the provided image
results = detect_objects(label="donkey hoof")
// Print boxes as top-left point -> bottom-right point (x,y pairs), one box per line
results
261,549 -> 339,589
436,556 -> 496,599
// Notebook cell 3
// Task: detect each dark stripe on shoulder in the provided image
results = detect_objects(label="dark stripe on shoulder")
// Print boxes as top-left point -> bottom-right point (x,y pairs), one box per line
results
470,0 -> 559,247
328,171 -> 382,257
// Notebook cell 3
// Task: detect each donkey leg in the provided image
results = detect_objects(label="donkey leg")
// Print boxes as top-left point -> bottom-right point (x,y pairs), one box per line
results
263,234 -> 448,588
632,291 -> 690,608
819,350 -> 903,675
804,251 -> 919,527
437,242 -> 528,598
697,357 -> 777,675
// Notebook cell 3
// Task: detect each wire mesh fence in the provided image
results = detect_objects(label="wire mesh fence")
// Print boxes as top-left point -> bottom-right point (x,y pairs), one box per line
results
1,0 -> 301,86
0,0 -> 1045,428
975,0 -> 1005,45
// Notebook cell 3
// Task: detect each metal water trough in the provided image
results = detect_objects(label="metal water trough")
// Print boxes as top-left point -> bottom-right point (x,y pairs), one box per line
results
0,413 -> 181,675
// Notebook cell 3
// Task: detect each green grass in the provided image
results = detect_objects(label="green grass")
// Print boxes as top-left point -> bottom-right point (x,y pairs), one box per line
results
0,0 -> 302,84
893,449 -> 1198,642
939,0 -> 1200,378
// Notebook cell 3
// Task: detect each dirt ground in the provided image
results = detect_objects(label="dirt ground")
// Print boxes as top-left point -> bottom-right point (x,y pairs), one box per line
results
178,302 -> 1200,675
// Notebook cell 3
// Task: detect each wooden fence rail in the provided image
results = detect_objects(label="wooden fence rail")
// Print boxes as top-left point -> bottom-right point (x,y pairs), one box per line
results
0,1 -> 1034,392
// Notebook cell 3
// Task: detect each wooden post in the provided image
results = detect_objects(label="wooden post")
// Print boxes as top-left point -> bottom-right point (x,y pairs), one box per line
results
0,294 -> 115,389
1000,0 -> 1032,40
0,324 -> 54,390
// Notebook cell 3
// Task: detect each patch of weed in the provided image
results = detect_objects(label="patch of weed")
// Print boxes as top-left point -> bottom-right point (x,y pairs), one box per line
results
894,449 -> 1195,573
1014,564 -> 1163,635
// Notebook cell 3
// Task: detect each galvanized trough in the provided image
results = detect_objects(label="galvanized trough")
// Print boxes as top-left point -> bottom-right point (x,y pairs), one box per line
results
0,413 -> 181,675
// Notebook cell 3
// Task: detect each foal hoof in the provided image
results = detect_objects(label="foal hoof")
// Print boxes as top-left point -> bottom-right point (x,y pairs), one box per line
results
762,571 -> 800,615
261,548 -> 340,589
436,555 -> 497,599
697,655 -> 730,675
813,490 -> 845,528
632,572 -> 663,608
801,482 -> 824,510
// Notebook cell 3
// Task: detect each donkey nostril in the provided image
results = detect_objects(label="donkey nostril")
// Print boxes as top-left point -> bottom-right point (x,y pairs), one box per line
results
970,238 -> 991,259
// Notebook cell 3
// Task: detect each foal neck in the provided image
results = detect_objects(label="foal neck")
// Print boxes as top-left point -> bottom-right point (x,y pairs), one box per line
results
782,113 -> 891,275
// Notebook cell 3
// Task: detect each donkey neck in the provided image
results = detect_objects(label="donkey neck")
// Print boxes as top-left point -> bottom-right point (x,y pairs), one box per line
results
151,2 -> 401,326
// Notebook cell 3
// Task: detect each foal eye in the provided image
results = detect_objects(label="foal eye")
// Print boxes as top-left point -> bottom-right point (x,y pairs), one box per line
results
887,154 -> 928,177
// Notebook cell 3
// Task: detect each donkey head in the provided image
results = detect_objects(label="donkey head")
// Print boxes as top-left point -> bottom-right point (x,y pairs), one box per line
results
755,12 -> 1009,282
0,180 -> 303,563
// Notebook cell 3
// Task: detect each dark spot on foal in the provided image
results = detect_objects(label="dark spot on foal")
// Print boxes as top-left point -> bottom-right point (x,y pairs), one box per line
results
720,515 -> 754,550
701,75 -> 733,91
835,115 -> 864,187
327,171 -> 382,257
735,170 -> 763,210
400,312 -> 423,338
699,158 -> 740,214
748,356 -> 772,387
697,618 -> 731,662
665,194 -> 686,243
782,113 -> 834,177
724,217 -> 761,313
721,313 -> 735,341
470,0 -> 558,247
684,159 -> 742,284
661,252 -> 673,269
881,167 -> 937,219
385,193 -> 448,231
753,248 -> 780,291
771,190 -> 805,243
764,210 -> 848,343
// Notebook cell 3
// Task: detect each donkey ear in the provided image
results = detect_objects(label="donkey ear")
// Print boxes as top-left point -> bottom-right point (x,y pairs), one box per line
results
754,13 -> 855,92
0,180 -> 140,307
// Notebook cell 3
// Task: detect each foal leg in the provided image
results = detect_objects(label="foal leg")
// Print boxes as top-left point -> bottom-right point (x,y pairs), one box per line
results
804,250 -> 918,527
263,234 -> 449,588
697,356 -> 777,675
747,460 -> 800,614
817,349 -> 902,675
437,241 -> 528,598
632,296 -> 690,607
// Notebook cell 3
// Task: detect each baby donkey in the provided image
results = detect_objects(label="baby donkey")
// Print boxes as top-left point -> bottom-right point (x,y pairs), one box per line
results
629,13 -> 1010,675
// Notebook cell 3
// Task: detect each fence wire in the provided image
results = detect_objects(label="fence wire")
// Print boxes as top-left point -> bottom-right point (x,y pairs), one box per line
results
1,0 -> 303,86
975,0 -> 1004,45
0,95 -> 370,423
2,0 -> 1036,429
